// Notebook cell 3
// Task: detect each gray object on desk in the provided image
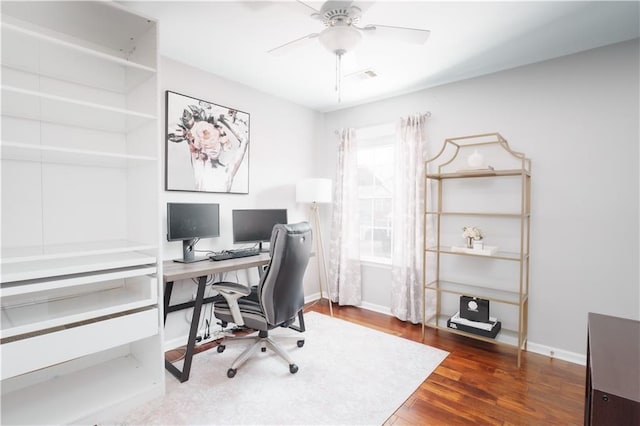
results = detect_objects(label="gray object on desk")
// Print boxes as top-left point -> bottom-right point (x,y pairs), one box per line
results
211,222 -> 312,378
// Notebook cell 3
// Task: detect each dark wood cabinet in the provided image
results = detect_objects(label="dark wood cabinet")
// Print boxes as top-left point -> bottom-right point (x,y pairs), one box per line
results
585,312 -> 640,425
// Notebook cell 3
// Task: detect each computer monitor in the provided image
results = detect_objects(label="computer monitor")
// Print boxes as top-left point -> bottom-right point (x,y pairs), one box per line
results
232,209 -> 288,252
167,202 -> 220,263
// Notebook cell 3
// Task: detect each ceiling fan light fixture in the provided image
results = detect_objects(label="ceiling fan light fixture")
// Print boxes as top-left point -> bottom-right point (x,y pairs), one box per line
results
319,25 -> 362,54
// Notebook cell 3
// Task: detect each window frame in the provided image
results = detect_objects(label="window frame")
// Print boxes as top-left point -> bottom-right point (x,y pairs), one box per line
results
356,122 -> 395,265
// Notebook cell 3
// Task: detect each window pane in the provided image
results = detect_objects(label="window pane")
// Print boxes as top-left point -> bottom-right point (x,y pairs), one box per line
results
359,199 -> 373,228
372,228 -> 391,258
356,135 -> 394,261
373,198 -> 391,228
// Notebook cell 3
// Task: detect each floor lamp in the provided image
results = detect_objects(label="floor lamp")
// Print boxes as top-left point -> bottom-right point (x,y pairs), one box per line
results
296,178 -> 334,317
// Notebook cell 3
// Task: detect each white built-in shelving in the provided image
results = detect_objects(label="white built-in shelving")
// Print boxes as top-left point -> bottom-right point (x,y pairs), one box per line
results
0,1 -> 162,423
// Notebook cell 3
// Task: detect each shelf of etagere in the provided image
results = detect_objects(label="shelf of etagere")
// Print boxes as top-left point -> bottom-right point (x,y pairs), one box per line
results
424,314 -> 524,349
426,169 -> 530,179
426,245 -> 526,261
425,211 -> 528,218
425,279 -> 525,305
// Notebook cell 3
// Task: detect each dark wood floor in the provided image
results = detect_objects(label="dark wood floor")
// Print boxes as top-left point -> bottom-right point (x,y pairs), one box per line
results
306,301 -> 586,426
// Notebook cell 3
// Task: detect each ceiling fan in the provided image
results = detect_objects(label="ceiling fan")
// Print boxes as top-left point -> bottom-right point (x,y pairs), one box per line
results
268,0 -> 431,101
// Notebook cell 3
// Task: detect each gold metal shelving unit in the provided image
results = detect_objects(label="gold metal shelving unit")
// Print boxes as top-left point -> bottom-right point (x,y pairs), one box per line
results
421,133 -> 531,367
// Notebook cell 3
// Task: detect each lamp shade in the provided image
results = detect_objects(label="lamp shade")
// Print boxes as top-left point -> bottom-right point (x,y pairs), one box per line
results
296,178 -> 333,204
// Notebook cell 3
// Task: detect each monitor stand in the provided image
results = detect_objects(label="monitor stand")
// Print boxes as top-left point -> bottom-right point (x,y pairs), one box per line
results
258,241 -> 269,253
173,239 -> 209,263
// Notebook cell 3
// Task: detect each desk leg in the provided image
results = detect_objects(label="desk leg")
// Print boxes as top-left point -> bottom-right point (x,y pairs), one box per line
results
165,275 -> 207,383
163,281 -> 174,325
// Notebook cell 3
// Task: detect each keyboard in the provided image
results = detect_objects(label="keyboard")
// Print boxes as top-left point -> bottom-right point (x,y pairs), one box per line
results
210,247 -> 260,261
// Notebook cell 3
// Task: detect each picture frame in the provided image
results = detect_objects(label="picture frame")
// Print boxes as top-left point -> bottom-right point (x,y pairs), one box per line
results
165,90 -> 250,193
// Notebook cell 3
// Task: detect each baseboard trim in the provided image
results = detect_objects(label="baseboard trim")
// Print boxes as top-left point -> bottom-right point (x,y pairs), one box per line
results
358,301 -> 392,316
305,294 -> 393,317
305,292 -> 321,304
526,342 -> 586,366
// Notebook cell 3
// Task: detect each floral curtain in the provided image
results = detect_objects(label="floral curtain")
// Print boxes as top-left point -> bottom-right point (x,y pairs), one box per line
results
328,129 -> 362,306
390,114 -> 431,323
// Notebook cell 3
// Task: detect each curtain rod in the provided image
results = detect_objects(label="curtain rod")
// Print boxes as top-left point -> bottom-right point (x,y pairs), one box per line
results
334,111 -> 432,136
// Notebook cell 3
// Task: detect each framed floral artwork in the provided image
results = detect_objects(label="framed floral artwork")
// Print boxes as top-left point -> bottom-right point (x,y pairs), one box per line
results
165,91 -> 250,193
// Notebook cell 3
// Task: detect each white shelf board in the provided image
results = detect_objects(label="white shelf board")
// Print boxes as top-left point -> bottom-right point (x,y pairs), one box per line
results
0,355 -> 161,425
0,265 -> 156,298
1,240 -> 156,264
1,251 -> 156,283
2,22 -> 156,71
1,282 -> 157,339
1,85 -> 156,133
0,141 -> 156,168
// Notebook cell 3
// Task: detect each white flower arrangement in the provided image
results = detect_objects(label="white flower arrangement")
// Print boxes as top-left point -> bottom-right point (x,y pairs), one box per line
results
462,226 -> 484,240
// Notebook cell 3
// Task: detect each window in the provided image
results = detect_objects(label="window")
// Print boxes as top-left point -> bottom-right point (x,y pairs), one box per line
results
357,123 -> 395,263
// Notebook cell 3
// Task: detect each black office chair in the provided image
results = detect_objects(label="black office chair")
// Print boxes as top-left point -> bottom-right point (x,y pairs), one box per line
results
211,222 -> 312,378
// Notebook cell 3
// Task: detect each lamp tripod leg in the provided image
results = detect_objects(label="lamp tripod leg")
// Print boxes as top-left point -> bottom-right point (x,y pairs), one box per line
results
312,203 -> 333,317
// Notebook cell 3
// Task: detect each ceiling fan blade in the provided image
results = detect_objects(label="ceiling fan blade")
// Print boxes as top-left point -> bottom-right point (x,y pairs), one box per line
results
361,24 -> 431,44
296,0 -> 321,14
267,33 -> 319,56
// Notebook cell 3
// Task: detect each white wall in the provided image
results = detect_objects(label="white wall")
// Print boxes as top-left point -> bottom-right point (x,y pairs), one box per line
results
160,57 -> 324,346
321,39 -> 640,360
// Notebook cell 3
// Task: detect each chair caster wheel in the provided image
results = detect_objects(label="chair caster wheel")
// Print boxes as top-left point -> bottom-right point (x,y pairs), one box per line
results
227,368 -> 237,378
217,345 -> 226,353
289,364 -> 298,374
261,347 -> 267,352
297,340 -> 305,348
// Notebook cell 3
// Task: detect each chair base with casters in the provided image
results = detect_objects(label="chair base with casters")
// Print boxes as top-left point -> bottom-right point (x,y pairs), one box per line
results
211,222 -> 313,378
215,326 -> 305,378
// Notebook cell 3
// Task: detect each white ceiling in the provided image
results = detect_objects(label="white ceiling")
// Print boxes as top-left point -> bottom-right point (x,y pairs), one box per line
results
123,1 -> 639,112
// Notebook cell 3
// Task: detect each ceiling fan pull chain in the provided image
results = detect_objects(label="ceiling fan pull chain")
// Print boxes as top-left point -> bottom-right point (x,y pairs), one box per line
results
337,53 -> 342,102
335,53 -> 339,93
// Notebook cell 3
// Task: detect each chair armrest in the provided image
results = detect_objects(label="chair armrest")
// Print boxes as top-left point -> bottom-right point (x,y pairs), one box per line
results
210,281 -> 251,296
211,281 -> 252,326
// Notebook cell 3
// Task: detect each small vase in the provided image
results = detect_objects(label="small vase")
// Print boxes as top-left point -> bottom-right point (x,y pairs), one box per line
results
472,239 -> 484,250
466,237 -> 473,249
467,150 -> 484,168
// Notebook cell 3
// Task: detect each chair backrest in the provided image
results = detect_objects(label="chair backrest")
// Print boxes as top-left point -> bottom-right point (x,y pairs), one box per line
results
258,222 -> 312,326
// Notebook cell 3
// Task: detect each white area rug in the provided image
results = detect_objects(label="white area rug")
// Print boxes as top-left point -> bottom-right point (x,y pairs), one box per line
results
120,312 -> 448,425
